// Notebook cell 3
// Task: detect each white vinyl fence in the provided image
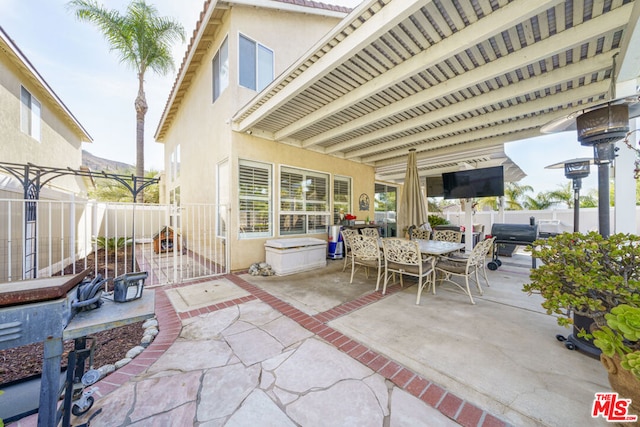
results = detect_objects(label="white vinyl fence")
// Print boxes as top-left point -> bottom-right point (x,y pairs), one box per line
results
441,206 -> 640,235
0,199 -> 227,285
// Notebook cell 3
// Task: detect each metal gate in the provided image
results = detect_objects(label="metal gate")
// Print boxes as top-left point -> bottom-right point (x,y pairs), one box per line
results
0,199 -> 228,285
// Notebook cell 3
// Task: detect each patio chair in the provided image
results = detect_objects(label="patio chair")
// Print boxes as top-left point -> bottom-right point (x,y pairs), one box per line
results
349,235 -> 384,291
381,238 -> 436,305
434,236 -> 495,304
361,227 -> 380,238
432,229 -> 462,243
340,228 -> 359,272
432,229 -> 463,255
409,227 -> 431,240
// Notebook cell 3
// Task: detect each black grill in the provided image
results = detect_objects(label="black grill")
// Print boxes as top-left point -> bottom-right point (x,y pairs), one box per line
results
488,223 -> 539,270
491,223 -> 538,244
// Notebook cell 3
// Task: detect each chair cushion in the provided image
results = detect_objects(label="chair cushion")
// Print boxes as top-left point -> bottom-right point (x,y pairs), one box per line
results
387,260 -> 432,275
436,259 -> 467,274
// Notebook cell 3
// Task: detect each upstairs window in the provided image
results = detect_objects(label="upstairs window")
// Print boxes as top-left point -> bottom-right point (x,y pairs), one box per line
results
239,34 -> 274,92
212,36 -> 229,102
20,86 -> 41,141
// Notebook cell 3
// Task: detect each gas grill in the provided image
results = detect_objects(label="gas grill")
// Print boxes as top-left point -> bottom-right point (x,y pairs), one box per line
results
0,270 -> 92,425
1,270 -> 154,425
487,223 -> 539,270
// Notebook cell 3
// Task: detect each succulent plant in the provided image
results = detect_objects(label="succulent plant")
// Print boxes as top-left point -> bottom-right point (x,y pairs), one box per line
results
523,231 -> 640,329
593,305 -> 640,380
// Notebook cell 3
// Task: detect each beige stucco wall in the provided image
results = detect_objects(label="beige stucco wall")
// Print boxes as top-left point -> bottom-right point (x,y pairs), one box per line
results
159,4 -> 378,271
230,133 -> 375,270
0,49 -> 87,197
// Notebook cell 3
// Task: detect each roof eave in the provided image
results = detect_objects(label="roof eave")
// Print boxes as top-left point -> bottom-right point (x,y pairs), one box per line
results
0,26 -> 93,143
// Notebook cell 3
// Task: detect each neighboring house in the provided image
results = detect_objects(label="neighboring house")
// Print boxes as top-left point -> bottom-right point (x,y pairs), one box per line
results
155,0 -> 375,271
0,25 -> 92,199
1,26 -> 93,280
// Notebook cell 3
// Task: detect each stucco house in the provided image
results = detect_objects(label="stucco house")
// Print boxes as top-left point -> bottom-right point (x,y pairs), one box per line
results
1,25 -> 93,280
155,0 -> 375,271
156,0 -> 640,273
0,25 -> 92,200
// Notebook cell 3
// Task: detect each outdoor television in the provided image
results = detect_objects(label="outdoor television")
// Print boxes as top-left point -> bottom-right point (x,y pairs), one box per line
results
426,176 -> 444,197
442,166 -> 504,200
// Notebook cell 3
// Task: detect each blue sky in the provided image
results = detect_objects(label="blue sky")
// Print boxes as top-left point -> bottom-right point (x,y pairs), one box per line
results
0,0 -> 600,194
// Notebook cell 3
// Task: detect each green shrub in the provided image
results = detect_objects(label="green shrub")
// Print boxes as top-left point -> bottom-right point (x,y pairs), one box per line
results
427,214 -> 449,228
523,232 -> 640,330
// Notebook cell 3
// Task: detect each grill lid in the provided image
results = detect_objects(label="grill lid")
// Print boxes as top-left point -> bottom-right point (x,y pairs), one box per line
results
0,269 -> 91,308
490,224 -> 538,243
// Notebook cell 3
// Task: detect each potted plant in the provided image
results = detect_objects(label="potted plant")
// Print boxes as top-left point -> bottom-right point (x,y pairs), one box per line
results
523,231 -> 640,331
524,231 -> 640,412
592,304 -> 640,415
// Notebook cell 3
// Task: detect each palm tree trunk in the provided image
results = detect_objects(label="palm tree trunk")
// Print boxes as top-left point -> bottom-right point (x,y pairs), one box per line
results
135,72 -> 147,203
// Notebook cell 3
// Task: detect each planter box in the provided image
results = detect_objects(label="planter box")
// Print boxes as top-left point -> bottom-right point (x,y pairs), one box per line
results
265,238 -> 327,276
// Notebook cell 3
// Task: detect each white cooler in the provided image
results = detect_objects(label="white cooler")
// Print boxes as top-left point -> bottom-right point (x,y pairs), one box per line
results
265,238 -> 327,275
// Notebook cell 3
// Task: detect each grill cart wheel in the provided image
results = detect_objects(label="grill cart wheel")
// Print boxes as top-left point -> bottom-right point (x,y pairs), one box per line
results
72,396 -> 94,416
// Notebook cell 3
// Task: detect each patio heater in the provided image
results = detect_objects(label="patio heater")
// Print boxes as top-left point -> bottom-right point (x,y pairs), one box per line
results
575,103 -> 629,238
553,105 -> 629,358
564,160 -> 591,232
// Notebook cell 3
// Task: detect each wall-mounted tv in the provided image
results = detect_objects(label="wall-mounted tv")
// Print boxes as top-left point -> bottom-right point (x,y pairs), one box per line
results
442,166 -> 504,200
426,176 -> 444,197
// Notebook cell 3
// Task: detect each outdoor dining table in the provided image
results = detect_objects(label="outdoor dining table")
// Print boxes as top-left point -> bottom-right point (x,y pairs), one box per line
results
414,239 -> 465,256
377,238 -> 465,256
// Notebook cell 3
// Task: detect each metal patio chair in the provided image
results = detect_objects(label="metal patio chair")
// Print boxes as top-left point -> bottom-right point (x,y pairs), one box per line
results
381,237 -> 435,305
349,234 -> 384,291
361,227 -> 380,238
434,237 -> 495,304
340,228 -> 359,272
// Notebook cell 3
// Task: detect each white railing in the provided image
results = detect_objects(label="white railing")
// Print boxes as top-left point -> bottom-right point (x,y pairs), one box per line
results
0,199 -> 227,285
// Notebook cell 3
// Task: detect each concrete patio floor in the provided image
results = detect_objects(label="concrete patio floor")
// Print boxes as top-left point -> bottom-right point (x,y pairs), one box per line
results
10,252 -> 611,426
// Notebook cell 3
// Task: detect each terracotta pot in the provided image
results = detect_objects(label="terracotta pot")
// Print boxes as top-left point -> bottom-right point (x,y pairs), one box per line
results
600,354 -> 640,421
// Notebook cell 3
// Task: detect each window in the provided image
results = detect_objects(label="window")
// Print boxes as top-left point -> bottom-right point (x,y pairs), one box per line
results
239,34 -> 274,92
333,176 -> 351,224
212,36 -> 229,102
169,186 -> 181,228
21,86 -> 41,141
217,160 -> 228,238
280,167 -> 330,235
239,160 -> 272,238
170,144 -> 181,183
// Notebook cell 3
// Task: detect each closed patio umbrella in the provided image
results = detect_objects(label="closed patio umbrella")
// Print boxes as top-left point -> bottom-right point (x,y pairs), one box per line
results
398,149 -> 428,237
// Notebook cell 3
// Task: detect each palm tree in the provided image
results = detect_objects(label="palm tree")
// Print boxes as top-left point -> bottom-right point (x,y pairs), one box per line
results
503,182 -> 533,210
523,191 -> 555,210
547,182 -> 574,208
580,188 -> 598,208
68,0 -> 185,201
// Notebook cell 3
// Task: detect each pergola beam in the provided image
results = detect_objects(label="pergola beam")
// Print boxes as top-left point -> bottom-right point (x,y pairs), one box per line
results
274,0 -> 562,141
300,4 -> 632,147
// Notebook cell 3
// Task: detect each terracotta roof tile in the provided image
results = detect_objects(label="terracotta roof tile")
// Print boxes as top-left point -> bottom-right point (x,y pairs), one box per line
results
272,0 -> 353,13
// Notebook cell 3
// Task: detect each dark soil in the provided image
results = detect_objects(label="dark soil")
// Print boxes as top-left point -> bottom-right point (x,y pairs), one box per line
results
0,249 -> 151,386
